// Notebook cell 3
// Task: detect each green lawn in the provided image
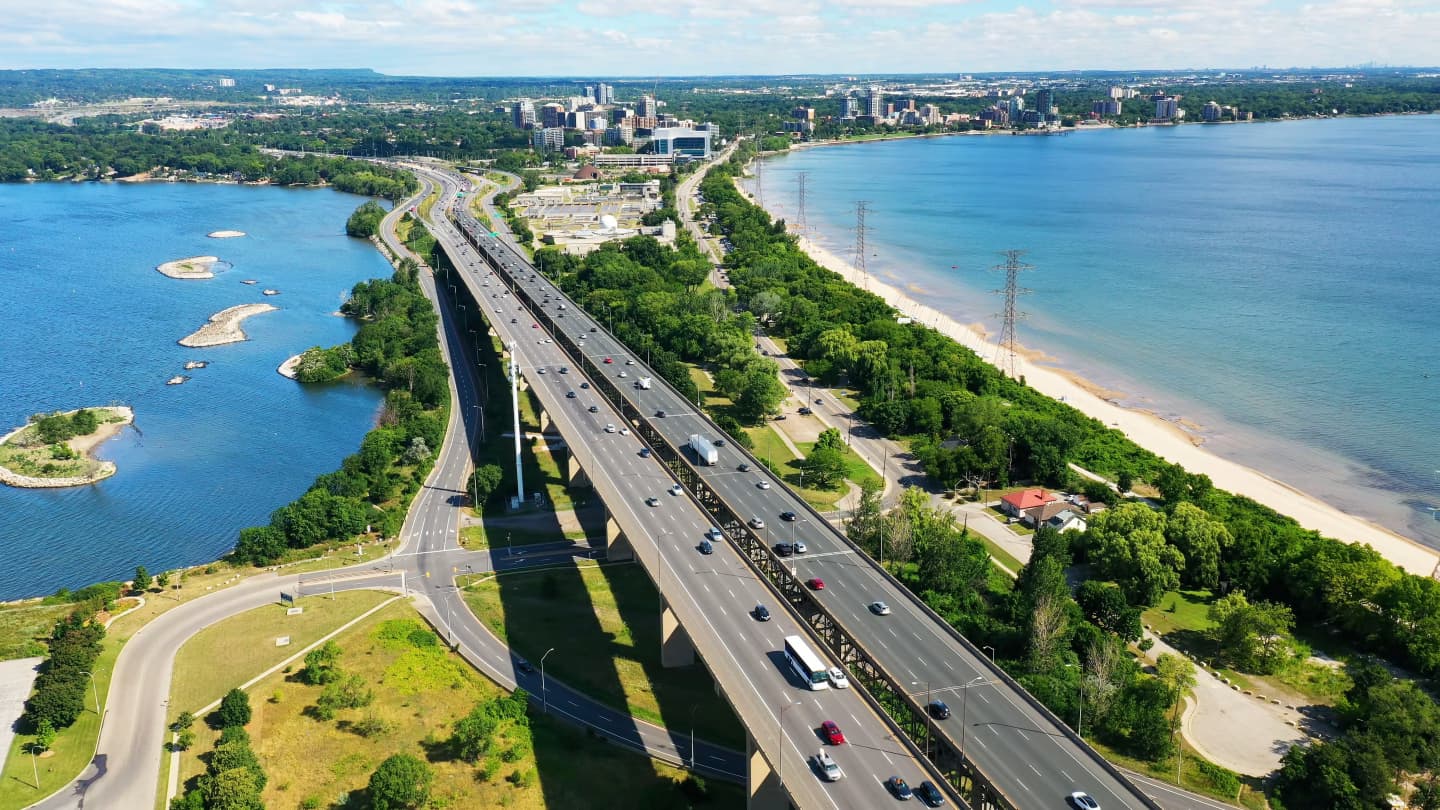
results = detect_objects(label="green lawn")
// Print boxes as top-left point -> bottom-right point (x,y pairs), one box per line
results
741,425 -> 874,511
1087,737 -> 1267,810
171,601 -> 737,810
462,562 -> 744,749
1143,590 -> 1217,638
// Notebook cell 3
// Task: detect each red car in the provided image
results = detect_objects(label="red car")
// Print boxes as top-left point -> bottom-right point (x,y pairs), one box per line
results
821,720 -> 845,745
807,578 -> 825,591
603,357 -> 614,364
531,323 -> 538,329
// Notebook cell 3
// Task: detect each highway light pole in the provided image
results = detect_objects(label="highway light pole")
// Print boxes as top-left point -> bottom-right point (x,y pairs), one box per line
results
982,645 -> 996,665
540,647 -> 557,714
911,680 -> 934,760
778,701 -> 801,790
959,675 -> 985,761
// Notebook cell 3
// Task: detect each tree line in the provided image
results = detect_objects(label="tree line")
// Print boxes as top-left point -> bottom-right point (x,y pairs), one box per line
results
230,257 -> 449,565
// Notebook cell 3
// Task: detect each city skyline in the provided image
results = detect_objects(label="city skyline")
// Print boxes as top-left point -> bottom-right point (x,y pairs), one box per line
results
4,0 -> 1437,76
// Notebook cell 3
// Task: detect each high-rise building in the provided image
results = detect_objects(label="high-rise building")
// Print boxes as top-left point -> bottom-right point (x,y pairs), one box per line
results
610,107 -> 632,125
512,99 -> 536,129
1154,95 -> 1181,120
1035,88 -> 1055,118
1202,101 -> 1223,122
218,77 -> 236,88
583,85 -> 595,102
651,127 -> 713,160
541,103 -> 566,129
1092,99 -> 1122,117
1005,96 -> 1025,118
792,106 -> 815,121
1108,86 -> 1125,100
866,85 -> 883,118
596,83 -> 615,105
919,104 -> 942,125
606,125 -> 634,146
532,127 -> 564,151
841,94 -> 858,119
638,95 -> 658,118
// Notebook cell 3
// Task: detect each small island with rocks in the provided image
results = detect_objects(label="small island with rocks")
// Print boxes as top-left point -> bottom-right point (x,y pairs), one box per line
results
156,255 -> 222,280
178,303 -> 277,347
0,407 -> 134,488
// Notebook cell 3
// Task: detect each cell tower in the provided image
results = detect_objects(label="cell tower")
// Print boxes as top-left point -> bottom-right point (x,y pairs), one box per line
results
990,250 -> 1034,379
852,201 -> 869,288
794,172 -> 808,240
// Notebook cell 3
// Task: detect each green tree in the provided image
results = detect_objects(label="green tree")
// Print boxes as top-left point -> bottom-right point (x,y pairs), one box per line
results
1164,503 -> 1230,589
156,571 -> 170,589
201,766 -> 264,810
346,200 -> 387,238
1085,503 -> 1183,607
1154,653 -> 1196,733
216,688 -> 252,728
799,444 -> 847,490
1075,580 -> 1142,642
301,640 -> 343,685
368,753 -> 434,810
170,710 -> 195,733
31,719 -> 56,753
132,565 -> 151,593
314,674 -> 373,720
450,703 -> 500,762
1207,591 -> 1295,674
469,463 -> 503,506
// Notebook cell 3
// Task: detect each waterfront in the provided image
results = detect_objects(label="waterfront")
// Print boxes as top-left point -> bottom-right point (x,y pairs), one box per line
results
0,182 -> 391,599
755,115 -> 1440,550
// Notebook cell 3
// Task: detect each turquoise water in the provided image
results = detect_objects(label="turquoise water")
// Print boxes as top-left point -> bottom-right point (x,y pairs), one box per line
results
0,182 -> 391,599
758,116 -> 1440,548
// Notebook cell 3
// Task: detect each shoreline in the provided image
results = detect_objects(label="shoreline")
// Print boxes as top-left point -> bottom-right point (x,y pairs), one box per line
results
178,303 -> 277,348
156,255 -> 220,280
0,406 -> 135,489
277,353 -> 303,379
734,177 -> 1440,577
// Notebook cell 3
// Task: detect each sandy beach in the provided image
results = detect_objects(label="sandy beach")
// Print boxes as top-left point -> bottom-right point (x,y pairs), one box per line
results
0,406 -> 134,488
735,178 -> 1440,576
277,353 -> 303,379
178,303 -> 277,348
156,255 -> 220,279
207,230 -> 246,238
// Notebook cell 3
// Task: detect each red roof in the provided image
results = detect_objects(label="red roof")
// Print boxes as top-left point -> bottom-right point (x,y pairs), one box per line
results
1001,488 -> 1056,511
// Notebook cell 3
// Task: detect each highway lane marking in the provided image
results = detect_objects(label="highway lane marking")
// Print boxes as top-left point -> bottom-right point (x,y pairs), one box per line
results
1015,778 -> 1030,792
1061,770 -> 1074,782
1016,729 -> 1030,741
1029,763 -> 1042,776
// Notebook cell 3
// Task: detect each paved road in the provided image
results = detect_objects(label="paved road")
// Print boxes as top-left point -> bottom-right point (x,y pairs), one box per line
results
426,165 -> 952,809
449,168 -> 1225,810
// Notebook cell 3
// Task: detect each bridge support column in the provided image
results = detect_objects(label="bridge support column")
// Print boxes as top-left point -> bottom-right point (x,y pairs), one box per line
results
538,408 -> 551,434
565,451 -> 591,488
660,599 -> 696,668
746,733 -> 789,810
605,509 -> 632,562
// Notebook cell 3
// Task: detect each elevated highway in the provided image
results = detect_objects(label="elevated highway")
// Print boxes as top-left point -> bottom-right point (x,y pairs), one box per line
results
417,167 -> 953,809
437,166 -> 1165,810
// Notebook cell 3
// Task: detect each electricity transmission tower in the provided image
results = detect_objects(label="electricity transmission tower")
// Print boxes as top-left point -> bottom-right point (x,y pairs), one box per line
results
794,172 -> 808,240
754,154 -> 763,208
852,201 -> 870,288
990,250 -> 1033,379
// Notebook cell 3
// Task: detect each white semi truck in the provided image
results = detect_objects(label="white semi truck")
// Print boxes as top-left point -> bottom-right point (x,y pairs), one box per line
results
689,434 -> 719,465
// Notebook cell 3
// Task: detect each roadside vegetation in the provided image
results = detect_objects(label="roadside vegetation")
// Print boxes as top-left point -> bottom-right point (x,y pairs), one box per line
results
168,600 -> 737,809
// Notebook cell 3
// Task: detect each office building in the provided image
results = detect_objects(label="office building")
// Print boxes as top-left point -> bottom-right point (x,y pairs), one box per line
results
512,99 -> 536,129
841,94 -> 858,119
638,95 -> 658,118
218,77 -> 236,88
596,83 -> 615,105
1108,86 -> 1125,100
610,107 -> 632,124
1202,101 -> 1223,122
1154,95 -> 1182,120
792,106 -> 815,121
1092,99 -> 1122,117
532,127 -> 564,152
1035,88 -> 1055,118
920,104 -> 942,125
587,115 -> 608,130
651,126 -> 712,160
606,125 -> 634,146
541,103 -> 566,129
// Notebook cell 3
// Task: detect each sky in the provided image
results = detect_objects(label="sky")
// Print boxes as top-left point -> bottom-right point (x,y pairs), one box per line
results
2,0 -> 1437,75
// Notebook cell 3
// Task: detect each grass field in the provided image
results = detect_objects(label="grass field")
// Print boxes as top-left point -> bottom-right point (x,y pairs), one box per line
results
0,602 -> 71,661
172,601 -> 739,809
742,425 -> 875,512
1143,590 -> 1217,638
1088,737 -> 1267,810
462,562 -> 745,749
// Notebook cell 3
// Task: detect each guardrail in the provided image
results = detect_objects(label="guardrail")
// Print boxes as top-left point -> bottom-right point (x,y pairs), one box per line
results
444,197 -> 1158,810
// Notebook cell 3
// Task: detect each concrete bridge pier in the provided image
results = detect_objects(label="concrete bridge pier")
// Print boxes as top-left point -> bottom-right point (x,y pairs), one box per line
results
660,599 -> 696,668
604,508 -> 633,562
565,451 -> 591,488
746,734 -> 791,810
538,407 -> 551,433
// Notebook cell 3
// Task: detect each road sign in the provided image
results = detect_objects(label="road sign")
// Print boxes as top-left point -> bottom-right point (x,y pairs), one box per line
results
279,592 -> 295,605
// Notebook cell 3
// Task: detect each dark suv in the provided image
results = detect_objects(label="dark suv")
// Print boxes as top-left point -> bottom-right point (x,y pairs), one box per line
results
927,700 -> 951,720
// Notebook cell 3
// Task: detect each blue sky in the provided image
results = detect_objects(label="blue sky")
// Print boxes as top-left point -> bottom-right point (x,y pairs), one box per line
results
3,0 -> 1436,75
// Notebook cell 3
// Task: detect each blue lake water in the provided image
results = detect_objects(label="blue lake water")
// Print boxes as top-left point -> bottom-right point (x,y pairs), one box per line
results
0,182 -> 391,599
757,115 -> 1440,549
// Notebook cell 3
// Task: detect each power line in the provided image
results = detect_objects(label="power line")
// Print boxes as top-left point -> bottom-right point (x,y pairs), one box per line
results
852,200 -> 869,289
990,250 -> 1033,379
794,171 -> 808,241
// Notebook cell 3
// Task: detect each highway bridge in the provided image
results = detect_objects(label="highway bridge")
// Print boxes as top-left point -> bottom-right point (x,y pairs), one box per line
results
414,167 -> 954,809
401,161 -> 1168,810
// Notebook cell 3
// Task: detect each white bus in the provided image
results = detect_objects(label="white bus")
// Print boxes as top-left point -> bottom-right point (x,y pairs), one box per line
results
783,635 -> 831,690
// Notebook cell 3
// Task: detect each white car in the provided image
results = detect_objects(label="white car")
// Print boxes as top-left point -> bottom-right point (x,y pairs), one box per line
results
620,428 -> 631,436
869,601 -> 892,616
618,371 -> 628,378
669,484 -> 683,496
1069,792 -> 1100,810
814,750 -> 843,782
604,424 -> 617,434
828,667 -> 850,689
757,480 -> 771,490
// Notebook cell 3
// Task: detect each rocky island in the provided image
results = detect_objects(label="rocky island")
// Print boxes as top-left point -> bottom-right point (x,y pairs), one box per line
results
0,406 -> 134,488
178,303 -> 278,347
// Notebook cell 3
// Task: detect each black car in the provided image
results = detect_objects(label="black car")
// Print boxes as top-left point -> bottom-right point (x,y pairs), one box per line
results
640,448 -> 651,458
655,409 -> 666,418
738,463 -> 750,472
798,406 -> 813,415
927,700 -> 951,719
699,539 -> 713,555
580,382 -> 590,389
915,781 -> 946,807
588,405 -> 599,413
773,543 -> 794,557
516,659 -> 535,674
780,511 -> 797,521
566,391 -> 576,399
753,604 -> 771,622
590,326 -> 598,332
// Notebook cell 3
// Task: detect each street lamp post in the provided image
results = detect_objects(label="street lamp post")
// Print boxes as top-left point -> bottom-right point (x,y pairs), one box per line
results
689,704 -> 699,769
959,675 -> 984,761
778,701 -> 801,789
982,645 -> 996,665
1065,663 -> 1085,737
911,680 -> 934,760
81,670 -> 99,713
540,647 -> 556,714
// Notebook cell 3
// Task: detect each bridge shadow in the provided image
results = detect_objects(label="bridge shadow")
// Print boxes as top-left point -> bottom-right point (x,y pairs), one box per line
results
443,270 -> 730,807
